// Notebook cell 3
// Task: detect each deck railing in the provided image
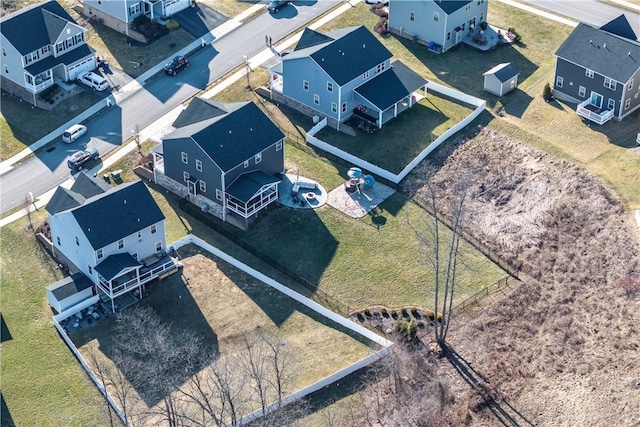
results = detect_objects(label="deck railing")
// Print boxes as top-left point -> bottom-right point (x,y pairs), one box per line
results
576,99 -> 614,125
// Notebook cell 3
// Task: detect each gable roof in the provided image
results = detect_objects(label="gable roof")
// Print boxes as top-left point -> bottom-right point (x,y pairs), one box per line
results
599,14 -> 637,41
483,63 -> 519,82
71,171 -> 112,198
165,100 -> 285,172
46,272 -> 93,300
295,28 -> 334,51
555,22 -> 640,83
433,0 -> 474,15
1,1 -> 76,55
173,97 -> 230,128
45,172 -> 111,215
226,171 -> 281,203
71,181 -> 165,249
287,26 -> 392,86
95,253 -> 141,281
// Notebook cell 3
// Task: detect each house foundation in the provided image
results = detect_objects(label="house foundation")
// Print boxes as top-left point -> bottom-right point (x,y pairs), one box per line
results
155,171 -> 224,219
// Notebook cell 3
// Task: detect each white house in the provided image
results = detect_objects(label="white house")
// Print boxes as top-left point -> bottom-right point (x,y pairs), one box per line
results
45,173 -> 178,311
0,0 -> 96,106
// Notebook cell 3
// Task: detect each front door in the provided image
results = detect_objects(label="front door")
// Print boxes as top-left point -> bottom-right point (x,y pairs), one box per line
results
187,180 -> 197,196
590,91 -> 603,108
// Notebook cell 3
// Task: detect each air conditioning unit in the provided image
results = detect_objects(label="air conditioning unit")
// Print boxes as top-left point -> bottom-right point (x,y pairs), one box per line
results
313,115 -> 320,124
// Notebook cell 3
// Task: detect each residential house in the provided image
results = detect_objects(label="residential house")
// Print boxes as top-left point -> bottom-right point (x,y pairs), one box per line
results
45,173 -> 177,311
83,0 -> 190,37
268,25 -> 428,130
553,14 -> 640,124
0,0 -> 96,105
152,97 -> 286,229
388,0 -> 489,53
483,63 -> 519,96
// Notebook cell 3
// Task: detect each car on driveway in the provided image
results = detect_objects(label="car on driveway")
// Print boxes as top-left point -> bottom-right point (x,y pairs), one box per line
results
67,147 -> 99,171
78,71 -> 109,91
164,55 -> 190,75
62,124 -> 87,144
268,0 -> 290,13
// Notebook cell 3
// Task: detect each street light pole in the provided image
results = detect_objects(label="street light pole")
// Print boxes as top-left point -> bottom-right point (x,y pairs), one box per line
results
243,55 -> 250,90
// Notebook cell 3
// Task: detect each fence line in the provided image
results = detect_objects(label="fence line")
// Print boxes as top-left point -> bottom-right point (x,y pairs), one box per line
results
453,275 -> 519,315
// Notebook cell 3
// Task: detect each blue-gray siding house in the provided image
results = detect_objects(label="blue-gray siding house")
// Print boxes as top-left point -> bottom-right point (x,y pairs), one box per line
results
153,98 -> 285,229
553,15 -> 640,124
388,0 -> 489,53
269,26 -> 428,129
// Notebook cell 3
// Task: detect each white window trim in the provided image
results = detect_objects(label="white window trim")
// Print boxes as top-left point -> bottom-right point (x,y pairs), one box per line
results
331,102 -> 337,113
96,248 -> 103,259
314,94 -> 320,105
151,224 -> 157,234
195,159 -> 202,171
255,152 -> 262,163
409,11 -> 415,21
578,85 -> 586,98
155,241 -> 162,253
216,189 -> 223,200
199,180 -> 206,192
585,69 -> 594,78
303,80 -> 309,91
276,140 -> 283,151
603,77 -> 616,90
556,76 -> 563,88
327,81 -> 333,92
625,98 -> 631,109
433,11 -> 439,22
181,152 -> 188,164
118,239 -> 125,250
183,171 -> 190,182
607,98 -> 615,109
244,160 -> 249,168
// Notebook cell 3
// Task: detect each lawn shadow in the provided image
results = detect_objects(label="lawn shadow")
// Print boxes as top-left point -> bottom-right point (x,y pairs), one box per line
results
1,314 -> 12,343
0,392 -> 15,427
498,88 -> 533,118
172,4 -> 229,38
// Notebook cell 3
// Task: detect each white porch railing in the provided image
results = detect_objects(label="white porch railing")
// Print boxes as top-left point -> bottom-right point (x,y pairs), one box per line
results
97,258 -> 178,299
576,99 -> 614,125
226,186 -> 278,218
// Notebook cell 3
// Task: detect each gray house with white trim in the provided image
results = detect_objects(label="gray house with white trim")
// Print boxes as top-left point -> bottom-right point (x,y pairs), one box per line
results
45,173 -> 177,311
483,63 -> 519,96
388,0 -> 489,53
269,26 -> 428,129
553,15 -> 640,124
153,98 -> 285,229
0,0 -> 96,105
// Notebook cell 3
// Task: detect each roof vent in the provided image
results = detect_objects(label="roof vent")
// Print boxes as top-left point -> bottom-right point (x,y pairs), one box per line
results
603,42 -> 607,48
363,43 -> 366,48
229,130 -> 232,134
124,199 -> 127,204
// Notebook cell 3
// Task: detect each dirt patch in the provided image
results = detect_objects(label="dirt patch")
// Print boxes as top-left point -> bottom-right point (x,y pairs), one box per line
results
406,128 -> 640,426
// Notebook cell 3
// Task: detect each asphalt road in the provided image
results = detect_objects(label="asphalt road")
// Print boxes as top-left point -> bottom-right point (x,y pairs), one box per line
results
0,1 -> 339,214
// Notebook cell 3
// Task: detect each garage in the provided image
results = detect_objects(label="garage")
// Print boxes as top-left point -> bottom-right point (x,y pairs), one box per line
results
67,57 -> 95,80
164,0 -> 190,17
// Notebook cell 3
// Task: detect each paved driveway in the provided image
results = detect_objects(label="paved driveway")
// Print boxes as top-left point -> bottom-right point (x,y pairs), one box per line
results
173,4 -> 229,38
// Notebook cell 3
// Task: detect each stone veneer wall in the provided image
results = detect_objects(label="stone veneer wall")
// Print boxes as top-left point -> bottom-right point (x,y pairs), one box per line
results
269,89 -> 342,130
155,172 -> 224,220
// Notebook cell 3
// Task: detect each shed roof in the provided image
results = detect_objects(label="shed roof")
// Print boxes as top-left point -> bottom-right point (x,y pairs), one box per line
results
226,171 -> 281,203
483,63 -> 519,82
46,272 -> 93,301
95,253 -> 141,281
354,61 -> 428,111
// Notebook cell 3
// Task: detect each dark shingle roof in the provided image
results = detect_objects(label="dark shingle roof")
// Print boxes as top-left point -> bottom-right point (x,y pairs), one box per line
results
95,253 -> 141,281
71,171 -> 111,199
433,0 -> 473,15
484,63 -> 519,82
72,181 -> 165,249
287,26 -> 392,86
600,14 -> 637,41
1,1 -> 76,55
46,272 -> 93,301
354,61 -> 428,111
555,22 -> 640,83
294,28 -> 334,51
226,171 -> 281,203
45,187 -> 85,215
173,97 -> 230,128
165,100 -> 285,172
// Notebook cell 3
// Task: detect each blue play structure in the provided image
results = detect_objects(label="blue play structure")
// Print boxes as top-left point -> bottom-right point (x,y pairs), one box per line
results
346,167 -> 375,193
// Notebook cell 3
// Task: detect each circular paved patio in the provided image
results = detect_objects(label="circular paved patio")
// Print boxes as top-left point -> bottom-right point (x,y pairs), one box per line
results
278,173 -> 327,209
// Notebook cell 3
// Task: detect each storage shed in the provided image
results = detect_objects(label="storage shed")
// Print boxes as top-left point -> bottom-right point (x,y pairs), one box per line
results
46,273 -> 95,314
483,63 -> 520,96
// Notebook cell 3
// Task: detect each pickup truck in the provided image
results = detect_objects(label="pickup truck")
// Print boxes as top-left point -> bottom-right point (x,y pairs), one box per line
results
67,147 -> 99,171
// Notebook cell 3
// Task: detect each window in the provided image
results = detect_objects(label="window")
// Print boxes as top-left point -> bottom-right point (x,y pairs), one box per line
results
88,265 -> 92,275
585,69 -> 594,78
216,189 -> 223,200
603,77 -> 616,90
625,98 -> 631,109
129,2 -> 141,15
181,152 -> 188,164
75,236 -> 79,246
151,224 -> 157,234
56,41 -> 64,54
96,248 -> 103,259
447,32 -> 451,41
118,239 -> 125,249
132,253 -> 137,260
409,12 -> 415,21
480,12 -> 484,21
137,230 -> 142,239
342,102 -> 347,113
314,94 -> 320,105
196,159 -> 202,171
276,140 -> 283,151
156,242 -> 162,253
327,81 -> 333,92
255,152 -> 262,163
377,63 -> 385,73
578,85 -> 586,98
331,102 -> 337,113
1,47 -> 5,56
199,180 -> 206,192
556,76 -> 563,88
466,4 -> 471,10
462,23 -> 465,31
303,80 -> 309,91
75,33 -> 83,44
628,79 -> 634,91
4,65 -> 7,74
363,71 -> 369,79
41,46 -> 50,54
244,160 -> 249,168
183,171 -> 190,182
607,99 -> 615,109
433,12 -> 439,22
56,236 -> 61,246
24,51 -> 39,65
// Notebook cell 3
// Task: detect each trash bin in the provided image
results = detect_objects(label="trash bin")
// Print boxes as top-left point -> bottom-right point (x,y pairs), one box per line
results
102,61 -> 111,74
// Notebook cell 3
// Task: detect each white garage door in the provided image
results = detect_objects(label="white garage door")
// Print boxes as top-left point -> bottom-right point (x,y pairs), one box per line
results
164,0 -> 190,16
68,57 -> 95,80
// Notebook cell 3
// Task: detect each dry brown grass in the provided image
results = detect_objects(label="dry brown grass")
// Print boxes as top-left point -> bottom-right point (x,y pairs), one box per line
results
408,128 -> 640,426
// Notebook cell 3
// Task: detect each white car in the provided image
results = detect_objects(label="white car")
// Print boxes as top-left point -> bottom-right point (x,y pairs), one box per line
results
78,71 -> 109,91
62,124 -> 87,144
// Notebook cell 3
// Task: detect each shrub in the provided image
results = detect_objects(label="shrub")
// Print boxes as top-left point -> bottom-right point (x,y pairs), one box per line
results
166,19 -> 179,30
542,83 -> 552,102
410,307 -> 418,315
390,309 -> 399,319
364,308 -> 371,316
133,15 -> 150,26
381,307 -> 387,315
426,310 -> 435,320
394,319 -> 418,341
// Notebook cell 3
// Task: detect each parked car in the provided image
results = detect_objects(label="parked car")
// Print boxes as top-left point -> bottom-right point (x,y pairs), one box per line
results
62,124 -> 87,144
67,147 -> 99,171
267,0 -> 290,13
78,71 -> 109,91
164,55 -> 190,76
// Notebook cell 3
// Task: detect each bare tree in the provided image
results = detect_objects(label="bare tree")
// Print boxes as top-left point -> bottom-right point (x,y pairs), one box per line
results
240,332 -> 271,415
86,348 -> 116,427
258,330 -> 297,409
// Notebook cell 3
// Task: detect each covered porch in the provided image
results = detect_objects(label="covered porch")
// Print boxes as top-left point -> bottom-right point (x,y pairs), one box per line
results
577,97 -> 614,125
353,60 -> 428,129
226,171 -> 281,219
95,252 -> 178,312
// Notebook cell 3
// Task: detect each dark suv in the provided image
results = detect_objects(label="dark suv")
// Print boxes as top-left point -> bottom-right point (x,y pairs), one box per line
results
164,55 -> 190,76
268,0 -> 289,13
67,147 -> 99,171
